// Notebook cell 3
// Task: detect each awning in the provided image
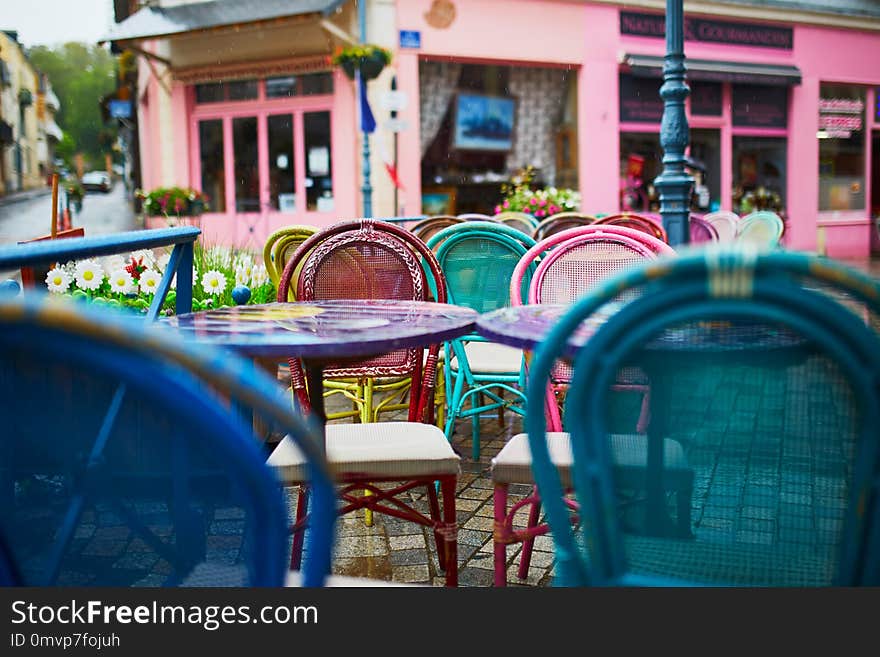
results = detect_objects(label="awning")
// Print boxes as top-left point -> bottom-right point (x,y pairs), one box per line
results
101,0 -> 348,44
44,121 -> 63,142
621,53 -> 802,86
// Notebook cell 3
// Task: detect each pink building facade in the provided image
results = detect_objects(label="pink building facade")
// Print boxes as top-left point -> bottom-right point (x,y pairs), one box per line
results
116,0 -> 880,257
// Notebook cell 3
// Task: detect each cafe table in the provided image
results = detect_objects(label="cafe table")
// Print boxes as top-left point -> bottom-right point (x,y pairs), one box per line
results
477,302 -> 808,536
165,299 -> 478,433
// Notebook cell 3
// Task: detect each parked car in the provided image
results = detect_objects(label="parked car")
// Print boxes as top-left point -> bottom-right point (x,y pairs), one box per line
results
81,171 -> 112,193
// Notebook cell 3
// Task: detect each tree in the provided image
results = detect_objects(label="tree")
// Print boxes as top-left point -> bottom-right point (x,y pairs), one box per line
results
27,43 -> 118,169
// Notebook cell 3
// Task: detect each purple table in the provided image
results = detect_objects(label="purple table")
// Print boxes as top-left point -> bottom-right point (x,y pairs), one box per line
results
166,299 -> 477,426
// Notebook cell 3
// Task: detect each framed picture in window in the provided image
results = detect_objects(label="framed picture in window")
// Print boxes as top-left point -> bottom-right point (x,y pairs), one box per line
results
555,126 -> 577,172
451,92 -> 516,152
421,187 -> 456,215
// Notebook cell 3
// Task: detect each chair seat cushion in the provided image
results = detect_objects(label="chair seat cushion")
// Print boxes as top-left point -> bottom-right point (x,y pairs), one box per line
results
268,421 -> 461,482
491,432 -> 689,486
450,341 -> 523,374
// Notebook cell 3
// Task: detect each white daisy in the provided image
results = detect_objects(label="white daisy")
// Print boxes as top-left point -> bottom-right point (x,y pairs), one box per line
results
250,263 -> 269,287
103,255 -> 126,273
156,253 -> 171,273
73,260 -> 105,291
138,269 -> 162,295
131,249 -> 156,267
108,269 -> 135,294
45,267 -> 72,294
201,270 -> 227,296
235,267 -> 250,288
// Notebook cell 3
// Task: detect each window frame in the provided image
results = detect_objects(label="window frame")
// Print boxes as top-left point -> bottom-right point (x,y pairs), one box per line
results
189,78 -> 334,218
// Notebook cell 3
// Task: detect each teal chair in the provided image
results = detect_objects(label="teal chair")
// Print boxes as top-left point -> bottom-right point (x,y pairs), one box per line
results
427,222 -> 537,459
526,247 -> 880,586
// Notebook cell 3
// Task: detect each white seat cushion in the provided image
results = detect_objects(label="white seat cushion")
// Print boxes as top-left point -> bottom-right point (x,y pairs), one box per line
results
449,341 -> 523,374
268,421 -> 460,482
491,432 -> 688,486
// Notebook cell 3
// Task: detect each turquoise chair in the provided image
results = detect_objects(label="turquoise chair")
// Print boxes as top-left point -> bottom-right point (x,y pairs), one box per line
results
427,222 -> 537,459
526,248 -> 880,586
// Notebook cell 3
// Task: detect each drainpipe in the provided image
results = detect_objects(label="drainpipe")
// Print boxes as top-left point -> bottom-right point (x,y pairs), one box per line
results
359,0 -> 372,217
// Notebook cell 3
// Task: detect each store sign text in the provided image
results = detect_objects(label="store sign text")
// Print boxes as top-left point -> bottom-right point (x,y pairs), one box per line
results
819,97 -> 864,139
620,12 -> 793,50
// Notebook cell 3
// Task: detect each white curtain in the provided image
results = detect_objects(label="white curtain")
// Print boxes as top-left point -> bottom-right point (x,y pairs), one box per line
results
505,67 -> 570,185
419,60 -> 462,156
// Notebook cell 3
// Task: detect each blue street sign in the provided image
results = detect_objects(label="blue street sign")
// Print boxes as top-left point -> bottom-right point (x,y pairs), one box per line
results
399,30 -> 421,49
109,99 -> 132,119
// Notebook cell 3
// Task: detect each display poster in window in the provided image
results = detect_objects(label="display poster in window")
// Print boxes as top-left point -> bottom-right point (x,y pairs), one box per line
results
308,147 -> 330,176
619,74 -> 663,123
818,97 -> 864,139
690,82 -> 722,116
732,85 -> 788,128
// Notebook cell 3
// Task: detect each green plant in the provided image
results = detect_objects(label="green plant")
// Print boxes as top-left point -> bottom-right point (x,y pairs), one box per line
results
331,44 -> 392,67
136,186 -> 208,217
496,165 -> 581,218
45,243 -> 275,316
64,179 -> 84,201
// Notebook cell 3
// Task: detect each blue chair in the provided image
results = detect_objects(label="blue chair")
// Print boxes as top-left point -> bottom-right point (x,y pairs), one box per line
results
426,222 -> 536,459
0,295 -> 336,587
526,248 -> 880,586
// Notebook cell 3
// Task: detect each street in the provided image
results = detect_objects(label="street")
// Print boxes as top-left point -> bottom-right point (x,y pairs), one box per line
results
0,183 -> 138,282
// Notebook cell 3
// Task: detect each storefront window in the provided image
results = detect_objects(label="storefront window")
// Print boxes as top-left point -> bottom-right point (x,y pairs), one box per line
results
268,114 -> 295,212
198,119 -> 225,212
690,129 -> 721,212
266,73 -> 333,98
195,79 -> 259,103
232,117 -> 259,212
619,132 -> 662,211
818,84 -> 866,211
304,111 -> 333,212
732,136 -> 787,214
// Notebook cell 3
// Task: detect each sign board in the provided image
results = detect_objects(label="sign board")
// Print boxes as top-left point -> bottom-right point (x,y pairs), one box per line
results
732,84 -> 788,128
620,11 -> 793,50
818,97 -> 864,139
690,82 -> 722,116
385,118 -> 410,133
380,90 -> 408,112
109,99 -> 132,119
399,30 -> 421,49
619,74 -> 663,123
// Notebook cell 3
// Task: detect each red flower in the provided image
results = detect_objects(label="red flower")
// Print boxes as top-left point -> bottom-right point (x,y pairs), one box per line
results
125,257 -> 146,281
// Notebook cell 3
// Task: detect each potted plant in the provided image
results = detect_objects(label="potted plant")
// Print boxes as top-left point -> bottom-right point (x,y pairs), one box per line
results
332,44 -> 392,81
496,165 -> 581,219
136,186 -> 208,219
64,179 -> 84,212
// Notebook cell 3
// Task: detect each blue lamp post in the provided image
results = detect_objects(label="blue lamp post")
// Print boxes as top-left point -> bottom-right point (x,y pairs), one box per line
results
654,0 -> 693,246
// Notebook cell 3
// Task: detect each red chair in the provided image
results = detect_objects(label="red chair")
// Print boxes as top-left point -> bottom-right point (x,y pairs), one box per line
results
271,219 -> 461,585
594,212 -> 668,243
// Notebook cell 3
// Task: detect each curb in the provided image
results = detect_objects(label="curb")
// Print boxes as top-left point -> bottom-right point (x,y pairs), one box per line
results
0,187 -> 53,208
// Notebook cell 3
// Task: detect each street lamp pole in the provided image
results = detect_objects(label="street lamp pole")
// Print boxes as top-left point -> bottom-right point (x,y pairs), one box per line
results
654,0 -> 693,246
359,0 -> 373,217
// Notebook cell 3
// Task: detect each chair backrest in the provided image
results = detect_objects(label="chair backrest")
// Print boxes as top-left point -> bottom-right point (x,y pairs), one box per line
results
594,213 -> 668,243
0,295 -> 336,587
457,213 -> 495,221
426,221 -> 536,314
263,225 -> 319,289
280,219 -> 447,421
532,212 -> 597,241
525,248 -> 880,586
737,211 -> 784,249
411,215 -> 464,246
689,214 -> 719,243
703,211 -> 739,243
510,224 -> 675,306
494,211 -> 538,234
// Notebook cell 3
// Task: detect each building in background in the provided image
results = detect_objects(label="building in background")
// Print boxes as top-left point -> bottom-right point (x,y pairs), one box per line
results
0,30 -> 59,196
106,0 -> 880,258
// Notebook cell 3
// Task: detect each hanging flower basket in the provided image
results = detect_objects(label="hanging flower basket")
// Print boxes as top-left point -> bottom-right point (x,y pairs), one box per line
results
332,44 -> 391,81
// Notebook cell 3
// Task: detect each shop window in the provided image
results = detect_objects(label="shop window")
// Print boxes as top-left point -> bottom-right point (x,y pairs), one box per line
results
198,119 -> 225,212
195,79 -> 259,103
268,114 -> 295,212
619,74 -> 663,123
304,111 -> 333,212
619,132 -> 662,211
266,73 -> 334,98
690,82 -> 722,117
818,84 -> 866,211
232,117 -> 260,212
690,129 -> 721,212
732,85 -> 788,128
732,136 -> 787,214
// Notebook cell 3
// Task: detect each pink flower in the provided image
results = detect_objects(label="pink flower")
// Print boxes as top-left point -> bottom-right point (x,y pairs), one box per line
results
535,209 -> 546,218
502,200 -> 510,209
530,197 -> 537,206
494,205 -> 502,214
549,205 -> 560,214
538,198 -> 547,207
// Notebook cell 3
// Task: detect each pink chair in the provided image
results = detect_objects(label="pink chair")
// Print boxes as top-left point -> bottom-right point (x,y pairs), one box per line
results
703,210 -> 739,243
689,214 -> 720,243
493,224 -> 674,585
593,212 -> 668,243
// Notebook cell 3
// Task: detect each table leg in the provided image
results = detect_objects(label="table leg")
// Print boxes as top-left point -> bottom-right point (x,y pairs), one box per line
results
645,370 -> 674,537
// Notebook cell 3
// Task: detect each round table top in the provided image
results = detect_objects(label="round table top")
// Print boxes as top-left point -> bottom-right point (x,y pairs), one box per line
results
477,303 -> 806,361
165,299 -> 477,359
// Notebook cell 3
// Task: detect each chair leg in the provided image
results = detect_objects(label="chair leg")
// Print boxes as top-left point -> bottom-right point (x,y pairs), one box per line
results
471,393 -> 481,460
517,491 -> 542,580
497,389 -> 505,429
362,378 -> 374,527
426,483 -> 445,569
289,485 -> 309,571
494,484 -> 509,587
439,476 -> 458,587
